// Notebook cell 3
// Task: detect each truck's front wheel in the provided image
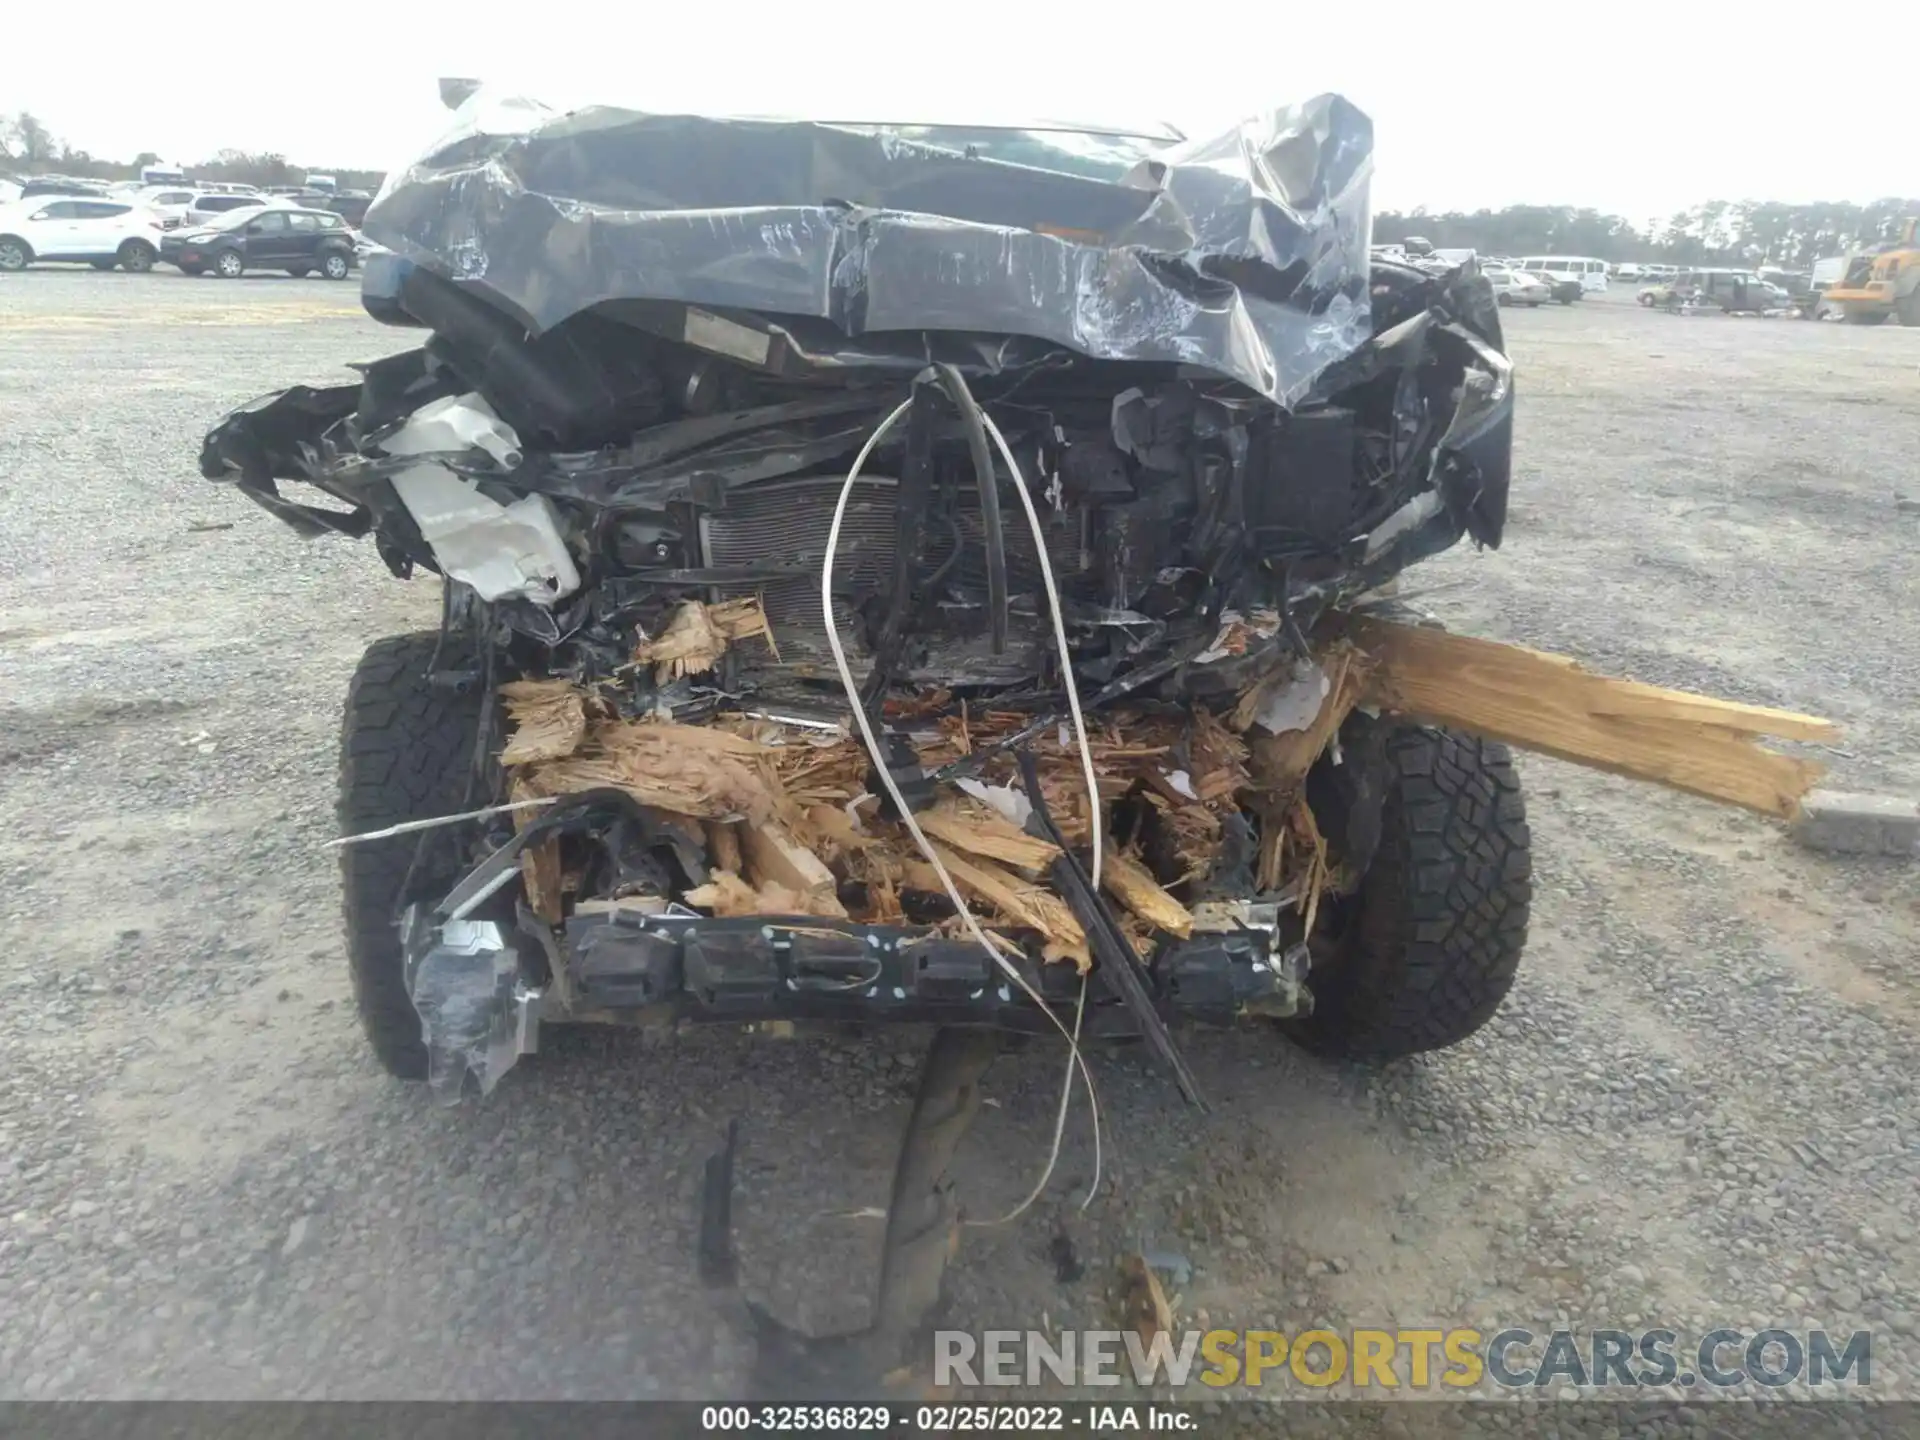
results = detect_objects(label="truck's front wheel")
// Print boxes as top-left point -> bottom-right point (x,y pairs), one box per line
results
338,632 -> 487,1080
1285,727 -> 1532,1061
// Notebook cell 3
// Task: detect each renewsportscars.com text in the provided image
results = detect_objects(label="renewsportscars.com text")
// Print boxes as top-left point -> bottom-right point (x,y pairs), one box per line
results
934,1327 -> 1873,1390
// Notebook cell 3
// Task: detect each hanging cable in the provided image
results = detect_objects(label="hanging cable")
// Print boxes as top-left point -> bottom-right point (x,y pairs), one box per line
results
821,392 -> 1103,1214
976,406 -> 1104,892
931,363 -> 1010,656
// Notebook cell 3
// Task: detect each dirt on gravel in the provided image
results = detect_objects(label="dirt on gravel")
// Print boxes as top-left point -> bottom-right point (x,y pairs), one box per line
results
1,272 -> 1916,1407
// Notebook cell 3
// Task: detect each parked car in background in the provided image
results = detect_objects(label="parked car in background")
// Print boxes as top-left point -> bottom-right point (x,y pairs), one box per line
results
1637,274 -> 1681,306
136,188 -> 200,228
17,176 -> 108,200
1515,256 -> 1590,302
161,205 -> 358,279
1612,262 -> 1645,281
1482,263 -> 1552,306
1518,255 -> 1609,296
180,193 -> 268,228
0,197 -> 165,272
327,190 -> 374,226
1659,269 -> 1788,314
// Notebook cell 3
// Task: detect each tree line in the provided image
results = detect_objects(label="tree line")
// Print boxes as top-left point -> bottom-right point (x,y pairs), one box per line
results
10,106 -> 1914,264
2,111 -> 385,193
1375,200 -> 1920,270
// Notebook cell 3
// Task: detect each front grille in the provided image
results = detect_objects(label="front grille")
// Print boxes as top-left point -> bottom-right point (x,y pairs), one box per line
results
699,475 -> 1086,681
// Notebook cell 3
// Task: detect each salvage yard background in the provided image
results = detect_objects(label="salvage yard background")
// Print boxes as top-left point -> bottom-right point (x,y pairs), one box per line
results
1,275 -> 1917,1400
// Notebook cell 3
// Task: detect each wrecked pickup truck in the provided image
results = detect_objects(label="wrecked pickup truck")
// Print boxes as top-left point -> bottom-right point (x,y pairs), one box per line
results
199,91 -> 1527,1387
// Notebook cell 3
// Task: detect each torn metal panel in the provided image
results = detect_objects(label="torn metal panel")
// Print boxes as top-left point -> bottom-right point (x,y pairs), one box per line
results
362,97 -> 1376,407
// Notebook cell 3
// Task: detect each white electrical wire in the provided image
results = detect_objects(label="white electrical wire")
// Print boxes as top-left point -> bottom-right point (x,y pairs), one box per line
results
976,408 -> 1103,893
820,393 -> 1103,1217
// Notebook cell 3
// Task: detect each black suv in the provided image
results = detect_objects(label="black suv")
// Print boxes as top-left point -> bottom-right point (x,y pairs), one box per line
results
160,205 -> 358,279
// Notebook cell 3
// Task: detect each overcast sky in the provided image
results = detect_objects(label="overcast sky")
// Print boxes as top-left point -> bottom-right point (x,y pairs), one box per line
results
3,3 -> 1899,221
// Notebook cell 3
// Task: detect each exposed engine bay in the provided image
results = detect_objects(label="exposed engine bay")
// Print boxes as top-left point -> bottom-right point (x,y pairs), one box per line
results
192,90 -> 1523,1396
198,94 -> 1514,1101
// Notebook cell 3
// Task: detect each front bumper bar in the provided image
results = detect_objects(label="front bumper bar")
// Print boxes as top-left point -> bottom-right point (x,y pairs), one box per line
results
401,904 -> 1310,1100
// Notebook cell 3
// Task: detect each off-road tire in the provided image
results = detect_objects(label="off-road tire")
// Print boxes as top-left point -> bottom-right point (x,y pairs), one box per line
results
338,632 -> 486,1080
1286,726 -> 1531,1062
1898,290 -> 1920,328
1844,308 -> 1888,326
287,265 -> 311,279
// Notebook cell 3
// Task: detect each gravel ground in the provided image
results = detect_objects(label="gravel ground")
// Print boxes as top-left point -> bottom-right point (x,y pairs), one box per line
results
1,272 -> 1916,1412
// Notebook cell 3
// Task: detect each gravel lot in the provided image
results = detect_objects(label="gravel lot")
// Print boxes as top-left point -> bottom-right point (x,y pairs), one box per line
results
1,272 -> 1916,1410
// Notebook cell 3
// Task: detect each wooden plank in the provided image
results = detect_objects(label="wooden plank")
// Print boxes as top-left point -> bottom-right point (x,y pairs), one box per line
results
917,802 -> 1061,873
905,845 -> 1090,970
1099,849 -> 1194,938
741,816 -> 847,918
1350,617 -> 1831,819
705,821 -> 743,875
1579,679 -> 1837,741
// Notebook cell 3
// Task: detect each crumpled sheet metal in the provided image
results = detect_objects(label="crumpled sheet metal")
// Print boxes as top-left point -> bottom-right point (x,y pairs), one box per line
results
362,92 -> 1376,406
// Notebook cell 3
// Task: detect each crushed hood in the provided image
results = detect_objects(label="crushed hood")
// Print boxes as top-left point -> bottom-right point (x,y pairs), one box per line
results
360,93 -> 1376,407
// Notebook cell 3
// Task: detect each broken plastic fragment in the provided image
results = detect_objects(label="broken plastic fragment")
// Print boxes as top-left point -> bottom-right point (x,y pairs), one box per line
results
1253,660 -> 1332,736
382,393 -> 577,605
388,466 -> 580,604
955,778 -> 1034,829
1363,489 -> 1445,562
403,912 -> 528,1103
381,391 -> 525,469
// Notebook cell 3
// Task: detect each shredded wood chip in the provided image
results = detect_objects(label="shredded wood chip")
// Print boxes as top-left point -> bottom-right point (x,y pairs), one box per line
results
632,598 -> 777,682
527,719 -> 778,822
499,679 -> 589,765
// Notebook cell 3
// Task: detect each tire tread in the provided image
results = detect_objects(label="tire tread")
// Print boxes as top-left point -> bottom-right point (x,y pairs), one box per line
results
337,633 -> 482,1080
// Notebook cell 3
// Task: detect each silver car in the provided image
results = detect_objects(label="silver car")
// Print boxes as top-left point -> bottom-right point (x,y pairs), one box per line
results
1482,264 -> 1551,307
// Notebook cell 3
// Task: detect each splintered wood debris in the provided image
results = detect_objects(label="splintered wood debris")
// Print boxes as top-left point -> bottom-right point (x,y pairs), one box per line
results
492,613 -> 1839,950
499,679 -> 588,765
631,597 -> 777,682
1347,616 -> 1836,819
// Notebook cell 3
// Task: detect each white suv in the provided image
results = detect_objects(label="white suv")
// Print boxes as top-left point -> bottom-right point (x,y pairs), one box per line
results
137,187 -> 200,228
0,197 -> 167,272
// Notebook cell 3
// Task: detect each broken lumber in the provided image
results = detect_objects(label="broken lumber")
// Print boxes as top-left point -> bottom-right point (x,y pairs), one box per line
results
499,679 -> 588,765
1244,644 -> 1370,797
705,820 -> 744,875
906,844 -> 1090,970
686,869 -> 815,918
1099,848 -> 1194,938
917,802 -> 1061,873
742,816 -> 847,918
632,597 -> 776,682
526,720 -> 777,822
1350,616 -> 1834,819
509,777 -> 565,923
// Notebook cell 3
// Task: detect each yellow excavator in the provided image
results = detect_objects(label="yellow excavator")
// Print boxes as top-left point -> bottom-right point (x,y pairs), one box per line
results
1820,216 -> 1920,325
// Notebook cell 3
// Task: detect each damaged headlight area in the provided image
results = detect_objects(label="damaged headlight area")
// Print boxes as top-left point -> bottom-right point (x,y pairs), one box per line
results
200,95 -> 1514,1104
